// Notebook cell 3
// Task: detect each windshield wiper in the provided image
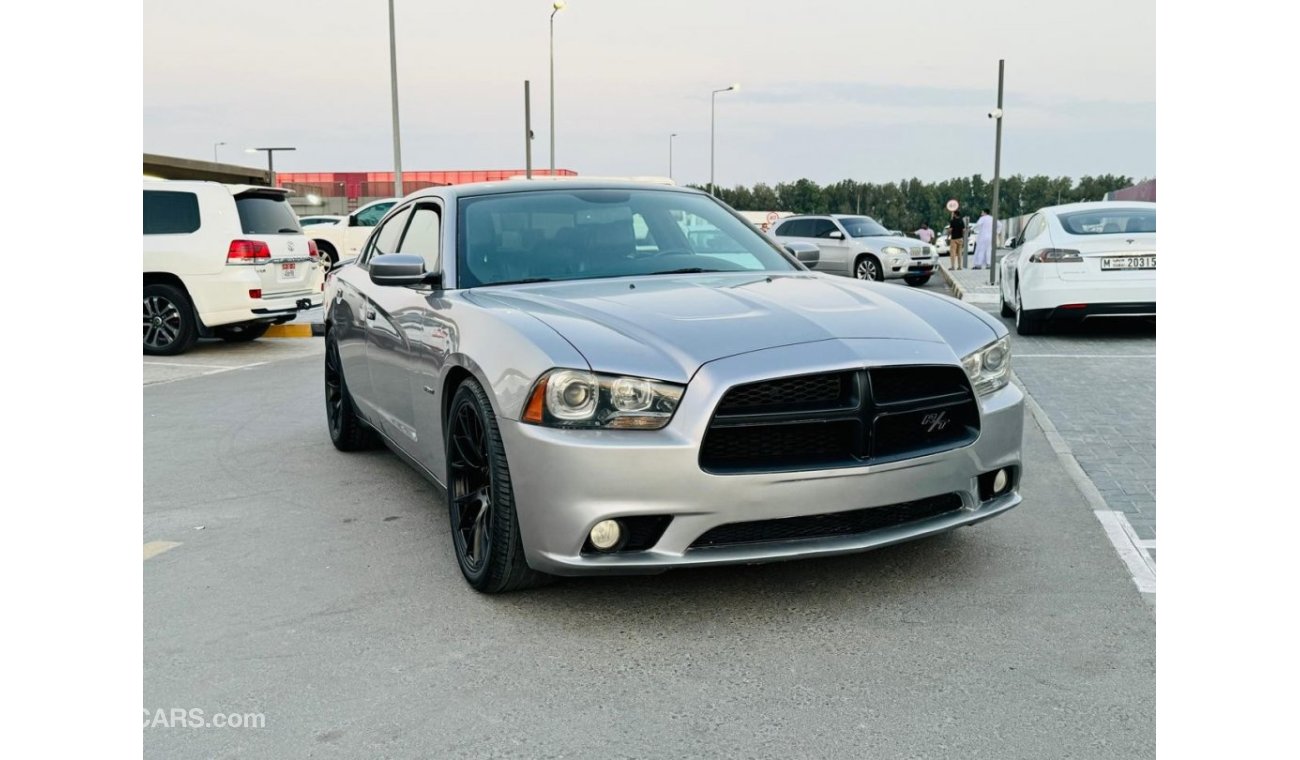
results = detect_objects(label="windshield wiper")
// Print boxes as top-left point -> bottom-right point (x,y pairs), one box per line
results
488,277 -> 554,286
647,267 -> 726,275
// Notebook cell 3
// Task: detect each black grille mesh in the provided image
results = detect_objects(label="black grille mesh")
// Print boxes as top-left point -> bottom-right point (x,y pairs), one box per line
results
701,422 -> 857,469
869,365 -> 970,405
716,372 -> 850,412
690,493 -> 963,548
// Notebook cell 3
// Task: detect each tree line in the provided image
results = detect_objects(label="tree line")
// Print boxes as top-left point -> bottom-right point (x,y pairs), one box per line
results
691,174 -> 1138,231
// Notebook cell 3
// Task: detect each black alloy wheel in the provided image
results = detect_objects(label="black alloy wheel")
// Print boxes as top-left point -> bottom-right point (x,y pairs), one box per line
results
325,333 -> 379,451
449,398 -> 494,575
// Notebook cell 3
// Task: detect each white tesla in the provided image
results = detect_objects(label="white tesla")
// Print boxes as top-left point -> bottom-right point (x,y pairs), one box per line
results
997,201 -> 1155,335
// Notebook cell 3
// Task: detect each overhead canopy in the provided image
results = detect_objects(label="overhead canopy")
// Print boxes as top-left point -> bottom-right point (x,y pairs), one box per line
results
143,153 -> 271,185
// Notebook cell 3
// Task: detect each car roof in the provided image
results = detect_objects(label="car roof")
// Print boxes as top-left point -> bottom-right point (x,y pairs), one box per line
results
399,179 -> 707,203
1039,200 -> 1156,215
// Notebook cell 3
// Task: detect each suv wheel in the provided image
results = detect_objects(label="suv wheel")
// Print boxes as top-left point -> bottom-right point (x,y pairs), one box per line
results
143,283 -> 198,356
854,255 -> 883,282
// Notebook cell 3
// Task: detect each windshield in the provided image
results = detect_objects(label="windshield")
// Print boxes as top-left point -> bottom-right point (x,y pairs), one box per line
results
456,189 -> 798,287
1056,208 -> 1156,235
838,216 -> 891,238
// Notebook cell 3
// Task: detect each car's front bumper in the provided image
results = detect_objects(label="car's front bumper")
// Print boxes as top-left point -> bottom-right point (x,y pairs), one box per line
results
497,339 -> 1025,576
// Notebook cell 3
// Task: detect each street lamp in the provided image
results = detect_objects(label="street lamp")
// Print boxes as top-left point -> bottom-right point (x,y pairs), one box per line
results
387,0 -> 404,196
213,141 -> 226,163
549,0 -> 565,174
246,147 -> 295,187
668,133 -> 678,181
710,84 -> 738,196
987,60 -> 1005,287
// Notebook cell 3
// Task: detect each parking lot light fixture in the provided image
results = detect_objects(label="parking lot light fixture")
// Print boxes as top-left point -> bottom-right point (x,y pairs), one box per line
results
550,1 -> 566,174
669,133 -> 678,181
213,141 -> 226,163
710,84 -> 738,196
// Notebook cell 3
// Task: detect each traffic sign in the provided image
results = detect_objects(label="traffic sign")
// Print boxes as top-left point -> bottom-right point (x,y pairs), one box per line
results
946,199 -> 959,212
766,211 -> 779,224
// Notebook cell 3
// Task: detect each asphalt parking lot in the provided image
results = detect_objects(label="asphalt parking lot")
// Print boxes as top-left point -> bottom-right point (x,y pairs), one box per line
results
144,307 -> 1155,758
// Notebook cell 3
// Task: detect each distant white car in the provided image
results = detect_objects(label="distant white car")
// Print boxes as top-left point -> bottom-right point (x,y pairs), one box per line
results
997,201 -> 1155,335
771,214 -> 937,285
143,181 -> 325,355
306,197 -> 401,266
298,214 -> 344,227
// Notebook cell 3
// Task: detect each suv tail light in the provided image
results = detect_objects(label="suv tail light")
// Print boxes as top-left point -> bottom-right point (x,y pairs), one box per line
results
307,240 -> 320,261
227,239 -> 271,265
1027,248 -> 1082,263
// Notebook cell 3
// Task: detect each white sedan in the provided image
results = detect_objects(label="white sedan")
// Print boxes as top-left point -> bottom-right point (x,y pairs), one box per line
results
997,201 -> 1155,335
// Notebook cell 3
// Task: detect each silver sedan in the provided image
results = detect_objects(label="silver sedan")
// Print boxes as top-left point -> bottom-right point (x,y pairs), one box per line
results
324,180 -> 1024,592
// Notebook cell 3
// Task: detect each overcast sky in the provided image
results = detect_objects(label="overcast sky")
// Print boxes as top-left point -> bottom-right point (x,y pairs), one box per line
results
143,0 -> 1155,187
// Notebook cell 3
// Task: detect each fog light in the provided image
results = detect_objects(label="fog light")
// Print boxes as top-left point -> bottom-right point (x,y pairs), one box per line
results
993,468 -> 1009,494
589,519 -> 623,551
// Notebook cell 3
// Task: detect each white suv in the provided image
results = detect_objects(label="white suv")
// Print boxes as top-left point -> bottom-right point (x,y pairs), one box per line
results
771,214 -> 938,285
143,181 -> 325,355
305,197 -> 401,266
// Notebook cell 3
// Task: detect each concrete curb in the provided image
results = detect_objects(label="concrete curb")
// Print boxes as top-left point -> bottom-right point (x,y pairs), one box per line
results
1015,370 -> 1156,599
265,324 -> 314,338
938,262 -> 965,300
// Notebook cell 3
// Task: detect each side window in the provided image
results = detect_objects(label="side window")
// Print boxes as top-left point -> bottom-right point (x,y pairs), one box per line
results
360,206 -> 413,266
808,218 -> 838,238
143,191 -> 200,235
400,205 -> 442,272
774,219 -> 801,237
355,201 -> 395,227
1026,214 -> 1047,241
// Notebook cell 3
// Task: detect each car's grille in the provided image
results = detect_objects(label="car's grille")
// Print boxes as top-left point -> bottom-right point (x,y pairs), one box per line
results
699,366 -> 979,474
910,246 -> 929,258
688,493 -> 964,548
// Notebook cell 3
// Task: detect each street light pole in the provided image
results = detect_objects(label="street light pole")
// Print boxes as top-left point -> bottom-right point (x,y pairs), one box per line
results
213,141 -> 225,163
710,84 -> 738,196
668,133 -> 677,181
550,1 -> 565,175
988,60 -> 1005,286
387,0 -> 404,196
248,147 -> 296,187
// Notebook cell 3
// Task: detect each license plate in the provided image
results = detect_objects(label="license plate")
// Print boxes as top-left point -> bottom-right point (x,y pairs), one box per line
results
1101,255 -> 1155,270
278,262 -> 297,281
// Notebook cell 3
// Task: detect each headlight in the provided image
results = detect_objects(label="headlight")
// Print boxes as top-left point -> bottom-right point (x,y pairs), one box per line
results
882,245 -> 907,256
961,336 -> 1011,396
522,369 -> 684,429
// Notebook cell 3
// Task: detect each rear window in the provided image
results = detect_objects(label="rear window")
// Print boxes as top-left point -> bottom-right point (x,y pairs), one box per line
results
143,191 -> 201,235
235,195 -> 302,234
1057,208 -> 1156,235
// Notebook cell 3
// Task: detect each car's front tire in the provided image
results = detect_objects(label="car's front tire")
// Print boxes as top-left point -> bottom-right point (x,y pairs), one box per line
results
854,255 -> 884,282
446,378 -> 551,593
143,283 -> 198,356
904,274 -> 931,286
324,331 -> 380,451
214,322 -> 270,342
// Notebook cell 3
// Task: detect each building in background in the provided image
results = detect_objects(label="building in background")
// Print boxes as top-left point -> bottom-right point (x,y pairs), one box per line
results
276,169 -> 578,215
1104,178 -> 1157,202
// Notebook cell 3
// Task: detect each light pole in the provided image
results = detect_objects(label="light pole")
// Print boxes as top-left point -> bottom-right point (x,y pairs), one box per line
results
549,1 -> 565,174
387,0 -> 404,196
710,84 -> 738,196
988,59 -> 1005,286
668,133 -> 677,181
246,147 -> 295,187
213,141 -> 225,163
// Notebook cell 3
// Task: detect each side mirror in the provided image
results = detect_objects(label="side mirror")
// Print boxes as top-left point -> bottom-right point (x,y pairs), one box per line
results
827,230 -> 845,240
784,242 -> 820,268
369,253 -> 441,288
347,213 -> 360,227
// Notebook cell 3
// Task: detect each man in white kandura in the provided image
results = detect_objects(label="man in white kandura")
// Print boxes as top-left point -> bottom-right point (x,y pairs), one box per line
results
971,208 -> 993,269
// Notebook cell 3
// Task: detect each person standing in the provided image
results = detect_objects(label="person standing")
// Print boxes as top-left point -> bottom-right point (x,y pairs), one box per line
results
914,222 -> 935,244
971,208 -> 993,269
946,211 -> 966,270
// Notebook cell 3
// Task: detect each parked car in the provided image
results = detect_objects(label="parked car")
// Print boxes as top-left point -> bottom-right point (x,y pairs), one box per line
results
771,214 -> 937,285
324,180 -> 1023,592
997,201 -> 1156,335
306,197 -> 400,267
143,181 -> 325,355
298,214 -> 344,227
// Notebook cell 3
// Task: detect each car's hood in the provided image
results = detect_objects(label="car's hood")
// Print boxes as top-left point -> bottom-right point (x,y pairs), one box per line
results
860,234 -> 928,250
471,273 -> 979,383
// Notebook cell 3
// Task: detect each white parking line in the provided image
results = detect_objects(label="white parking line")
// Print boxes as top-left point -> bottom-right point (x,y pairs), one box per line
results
143,361 -> 269,387
1016,354 -> 1156,359
143,541 -> 182,560
1016,372 -> 1156,597
143,361 -> 236,369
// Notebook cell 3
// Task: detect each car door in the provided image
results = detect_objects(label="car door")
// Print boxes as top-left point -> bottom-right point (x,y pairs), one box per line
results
1009,213 -> 1047,299
807,218 -> 854,275
772,218 -> 823,270
344,200 -> 397,259
359,203 -> 418,447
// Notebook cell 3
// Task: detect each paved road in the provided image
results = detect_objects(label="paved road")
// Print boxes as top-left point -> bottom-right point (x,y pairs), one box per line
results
144,333 -> 1154,758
